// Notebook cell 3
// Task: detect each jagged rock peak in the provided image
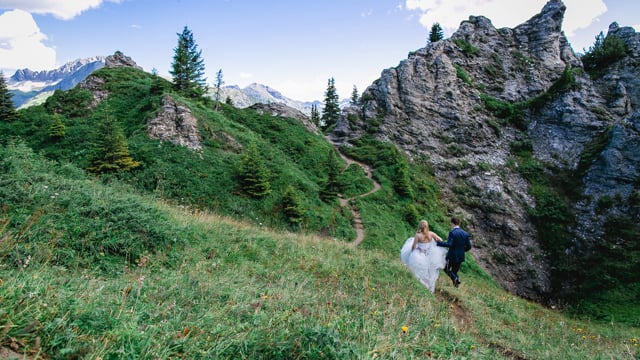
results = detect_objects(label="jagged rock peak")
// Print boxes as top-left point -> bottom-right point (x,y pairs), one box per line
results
607,21 -> 640,57
528,0 -> 566,33
105,51 -> 143,70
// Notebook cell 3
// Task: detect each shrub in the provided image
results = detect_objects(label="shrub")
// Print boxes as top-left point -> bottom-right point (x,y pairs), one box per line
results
454,64 -> 472,85
581,32 -> 628,78
454,38 -> 480,57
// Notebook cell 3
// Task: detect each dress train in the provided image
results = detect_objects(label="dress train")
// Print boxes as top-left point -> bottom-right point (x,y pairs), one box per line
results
400,237 -> 448,293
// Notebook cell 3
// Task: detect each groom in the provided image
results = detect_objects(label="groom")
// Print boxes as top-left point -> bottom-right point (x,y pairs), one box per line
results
437,217 -> 471,288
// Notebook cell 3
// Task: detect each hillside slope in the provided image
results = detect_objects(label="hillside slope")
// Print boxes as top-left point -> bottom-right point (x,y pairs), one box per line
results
331,0 -> 640,314
0,142 -> 637,359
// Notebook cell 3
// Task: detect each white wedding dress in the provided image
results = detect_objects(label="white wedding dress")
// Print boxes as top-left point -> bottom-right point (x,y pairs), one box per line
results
400,237 -> 448,293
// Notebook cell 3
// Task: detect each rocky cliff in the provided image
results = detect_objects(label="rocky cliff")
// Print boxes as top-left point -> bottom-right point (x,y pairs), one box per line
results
331,0 -> 640,302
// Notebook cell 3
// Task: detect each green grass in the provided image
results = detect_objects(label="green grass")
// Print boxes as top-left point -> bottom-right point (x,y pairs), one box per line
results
2,166 -> 637,358
1,65 -> 639,358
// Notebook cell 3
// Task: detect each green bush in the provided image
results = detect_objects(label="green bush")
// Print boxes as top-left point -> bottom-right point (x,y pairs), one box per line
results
454,38 -> 480,57
581,32 -> 628,78
454,64 -> 472,85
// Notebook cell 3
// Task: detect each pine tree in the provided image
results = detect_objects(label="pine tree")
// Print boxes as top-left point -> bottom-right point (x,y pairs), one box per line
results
87,109 -> 140,173
394,156 -> 414,199
320,150 -> 342,202
0,71 -> 17,122
350,85 -> 359,106
321,77 -> 340,132
238,141 -> 271,198
48,114 -> 66,139
214,69 -> 224,110
170,26 -> 208,98
310,104 -> 320,127
429,23 -> 444,44
282,185 -> 304,225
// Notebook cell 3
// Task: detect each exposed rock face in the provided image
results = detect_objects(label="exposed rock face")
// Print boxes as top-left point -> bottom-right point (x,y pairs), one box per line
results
77,74 -> 109,109
147,96 -> 202,151
331,0 -> 640,302
250,102 -> 319,134
105,51 -> 143,70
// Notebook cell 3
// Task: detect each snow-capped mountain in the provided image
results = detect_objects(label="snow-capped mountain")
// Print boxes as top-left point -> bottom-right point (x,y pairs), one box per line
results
8,56 -> 106,108
8,56 -> 346,115
214,83 -> 322,116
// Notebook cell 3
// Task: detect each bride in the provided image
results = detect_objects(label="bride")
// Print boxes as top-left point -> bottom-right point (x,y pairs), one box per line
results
400,220 -> 448,293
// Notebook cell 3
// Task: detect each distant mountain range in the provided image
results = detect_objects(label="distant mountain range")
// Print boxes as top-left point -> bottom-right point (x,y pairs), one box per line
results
7,56 -> 351,115
7,57 -> 106,108
211,83 -> 324,116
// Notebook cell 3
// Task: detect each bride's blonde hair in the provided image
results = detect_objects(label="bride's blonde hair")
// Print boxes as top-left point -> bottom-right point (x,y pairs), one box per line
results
417,220 -> 430,236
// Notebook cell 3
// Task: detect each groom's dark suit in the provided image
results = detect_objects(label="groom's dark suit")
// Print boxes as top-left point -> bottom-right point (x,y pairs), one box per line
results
437,226 -> 471,287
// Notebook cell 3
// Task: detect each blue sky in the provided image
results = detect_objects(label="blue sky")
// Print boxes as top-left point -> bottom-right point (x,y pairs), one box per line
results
1,0 -> 639,101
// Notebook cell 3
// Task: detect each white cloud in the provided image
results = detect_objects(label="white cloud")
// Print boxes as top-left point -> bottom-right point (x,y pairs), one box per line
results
0,9 -> 56,73
405,0 -> 607,37
0,0 -> 122,20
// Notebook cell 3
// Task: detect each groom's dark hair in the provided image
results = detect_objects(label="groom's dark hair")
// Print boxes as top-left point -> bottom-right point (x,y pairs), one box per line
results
451,217 -> 461,226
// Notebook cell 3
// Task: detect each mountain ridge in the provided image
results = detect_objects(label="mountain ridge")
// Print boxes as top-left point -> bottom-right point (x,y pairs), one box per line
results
331,0 -> 640,305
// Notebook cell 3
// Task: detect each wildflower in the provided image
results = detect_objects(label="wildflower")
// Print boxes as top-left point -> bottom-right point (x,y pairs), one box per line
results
401,326 -> 408,333
470,345 -> 476,350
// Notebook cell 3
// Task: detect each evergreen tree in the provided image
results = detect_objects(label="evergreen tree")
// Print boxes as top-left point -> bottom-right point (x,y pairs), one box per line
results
48,114 -> 66,139
428,23 -> 444,44
394,156 -> 414,199
581,31 -> 628,76
170,26 -> 208,98
238,141 -> 271,198
87,109 -> 141,173
350,85 -> 359,106
310,104 -> 320,127
225,95 -> 234,106
0,71 -> 17,122
321,77 -> 340,132
320,150 -> 342,202
282,185 -> 304,225
214,69 -> 224,110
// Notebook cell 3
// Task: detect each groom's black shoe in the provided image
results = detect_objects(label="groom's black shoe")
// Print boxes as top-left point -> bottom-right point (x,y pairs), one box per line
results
454,279 -> 461,288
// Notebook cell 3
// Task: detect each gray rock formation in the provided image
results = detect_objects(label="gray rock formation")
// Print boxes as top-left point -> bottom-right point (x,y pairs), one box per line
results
105,51 -> 143,70
331,0 -> 640,301
147,96 -> 202,151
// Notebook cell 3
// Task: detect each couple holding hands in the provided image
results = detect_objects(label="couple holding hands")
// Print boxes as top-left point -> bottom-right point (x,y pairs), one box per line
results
400,217 -> 471,293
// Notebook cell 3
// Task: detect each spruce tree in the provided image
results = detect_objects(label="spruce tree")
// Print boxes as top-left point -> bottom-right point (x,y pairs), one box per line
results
310,104 -> 320,127
214,69 -> 224,110
429,23 -> 444,44
48,114 -> 66,139
321,77 -> 340,131
0,71 -> 17,122
320,150 -> 342,202
282,185 -> 304,225
238,141 -> 271,198
170,26 -> 208,98
87,109 -> 140,173
350,85 -> 359,106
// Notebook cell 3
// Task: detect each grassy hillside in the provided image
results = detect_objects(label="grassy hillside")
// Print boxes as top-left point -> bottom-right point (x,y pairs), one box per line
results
1,66 -> 638,358
1,142 -> 638,359
0,67 -> 443,252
